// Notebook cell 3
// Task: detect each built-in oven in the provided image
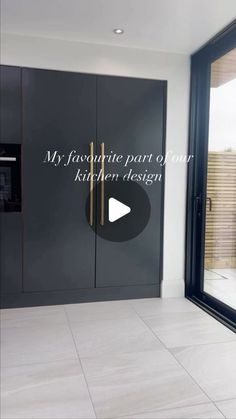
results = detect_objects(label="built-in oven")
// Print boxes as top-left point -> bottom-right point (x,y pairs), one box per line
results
0,144 -> 21,212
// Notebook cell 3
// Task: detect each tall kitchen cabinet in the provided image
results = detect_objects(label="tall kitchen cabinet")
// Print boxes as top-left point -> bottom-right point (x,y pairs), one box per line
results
0,65 -> 166,308
22,69 -> 96,296
0,66 -> 22,296
96,76 -> 165,289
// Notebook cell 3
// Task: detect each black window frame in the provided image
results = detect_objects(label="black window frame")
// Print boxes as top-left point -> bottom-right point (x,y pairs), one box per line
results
186,20 -> 236,332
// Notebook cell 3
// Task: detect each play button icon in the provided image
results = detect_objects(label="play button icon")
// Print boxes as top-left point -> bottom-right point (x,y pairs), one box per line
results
109,198 -> 131,222
86,177 -> 150,242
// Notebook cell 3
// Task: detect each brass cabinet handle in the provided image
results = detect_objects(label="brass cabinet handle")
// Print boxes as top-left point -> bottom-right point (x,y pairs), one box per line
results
89,142 -> 94,226
100,142 -> 105,225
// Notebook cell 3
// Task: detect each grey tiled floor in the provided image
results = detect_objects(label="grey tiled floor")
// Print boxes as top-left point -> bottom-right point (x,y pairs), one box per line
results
1,298 -> 236,419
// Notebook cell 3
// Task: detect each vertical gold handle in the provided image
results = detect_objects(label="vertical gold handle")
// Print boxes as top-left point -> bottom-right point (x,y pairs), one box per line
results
89,142 -> 94,226
100,142 -> 105,225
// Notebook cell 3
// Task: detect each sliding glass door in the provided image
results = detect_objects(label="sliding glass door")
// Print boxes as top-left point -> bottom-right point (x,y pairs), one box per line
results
204,49 -> 236,310
186,21 -> 236,330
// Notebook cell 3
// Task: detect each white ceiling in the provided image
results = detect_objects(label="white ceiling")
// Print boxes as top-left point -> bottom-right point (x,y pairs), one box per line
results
1,0 -> 236,54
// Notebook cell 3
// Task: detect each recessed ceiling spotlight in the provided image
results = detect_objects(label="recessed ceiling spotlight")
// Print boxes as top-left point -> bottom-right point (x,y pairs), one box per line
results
113,28 -> 124,35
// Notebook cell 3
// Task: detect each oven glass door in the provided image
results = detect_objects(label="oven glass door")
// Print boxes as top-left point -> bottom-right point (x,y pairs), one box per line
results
0,144 -> 21,212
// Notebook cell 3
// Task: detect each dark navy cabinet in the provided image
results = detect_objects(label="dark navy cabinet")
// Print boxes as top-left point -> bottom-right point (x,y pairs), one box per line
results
0,65 -> 166,308
0,66 -> 22,143
0,66 -> 22,298
0,214 -> 22,294
22,68 -> 96,293
96,76 -> 165,289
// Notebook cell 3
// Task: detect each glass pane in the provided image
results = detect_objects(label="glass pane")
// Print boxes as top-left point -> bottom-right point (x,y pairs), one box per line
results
203,48 -> 236,309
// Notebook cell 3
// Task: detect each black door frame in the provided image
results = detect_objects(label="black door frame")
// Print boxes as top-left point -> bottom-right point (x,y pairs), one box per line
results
185,20 -> 236,331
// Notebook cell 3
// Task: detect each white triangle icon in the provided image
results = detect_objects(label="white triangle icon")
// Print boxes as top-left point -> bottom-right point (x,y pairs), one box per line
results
108,198 -> 131,223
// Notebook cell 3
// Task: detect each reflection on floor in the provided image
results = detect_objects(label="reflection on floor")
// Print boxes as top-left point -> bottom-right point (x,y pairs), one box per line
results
1,298 -> 236,418
204,268 -> 236,309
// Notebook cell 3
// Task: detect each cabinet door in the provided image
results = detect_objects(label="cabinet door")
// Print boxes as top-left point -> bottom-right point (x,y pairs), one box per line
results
0,66 -> 21,143
23,68 -> 96,292
0,214 -> 22,294
96,75 -> 166,289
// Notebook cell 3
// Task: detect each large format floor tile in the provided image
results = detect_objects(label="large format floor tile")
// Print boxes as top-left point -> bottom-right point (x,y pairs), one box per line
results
131,298 -> 200,317
172,341 -> 236,401
121,402 -> 224,418
71,316 -> 163,357
1,298 -> 235,419
65,300 -> 137,323
216,399 -> 236,419
1,360 -> 95,419
81,349 -> 209,418
1,323 -> 77,367
143,311 -> 236,347
1,305 -> 68,329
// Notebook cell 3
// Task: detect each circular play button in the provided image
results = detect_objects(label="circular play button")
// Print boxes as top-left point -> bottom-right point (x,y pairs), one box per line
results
86,177 -> 151,242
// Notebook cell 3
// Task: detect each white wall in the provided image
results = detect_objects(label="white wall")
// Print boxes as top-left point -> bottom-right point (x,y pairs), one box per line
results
1,33 -> 190,297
